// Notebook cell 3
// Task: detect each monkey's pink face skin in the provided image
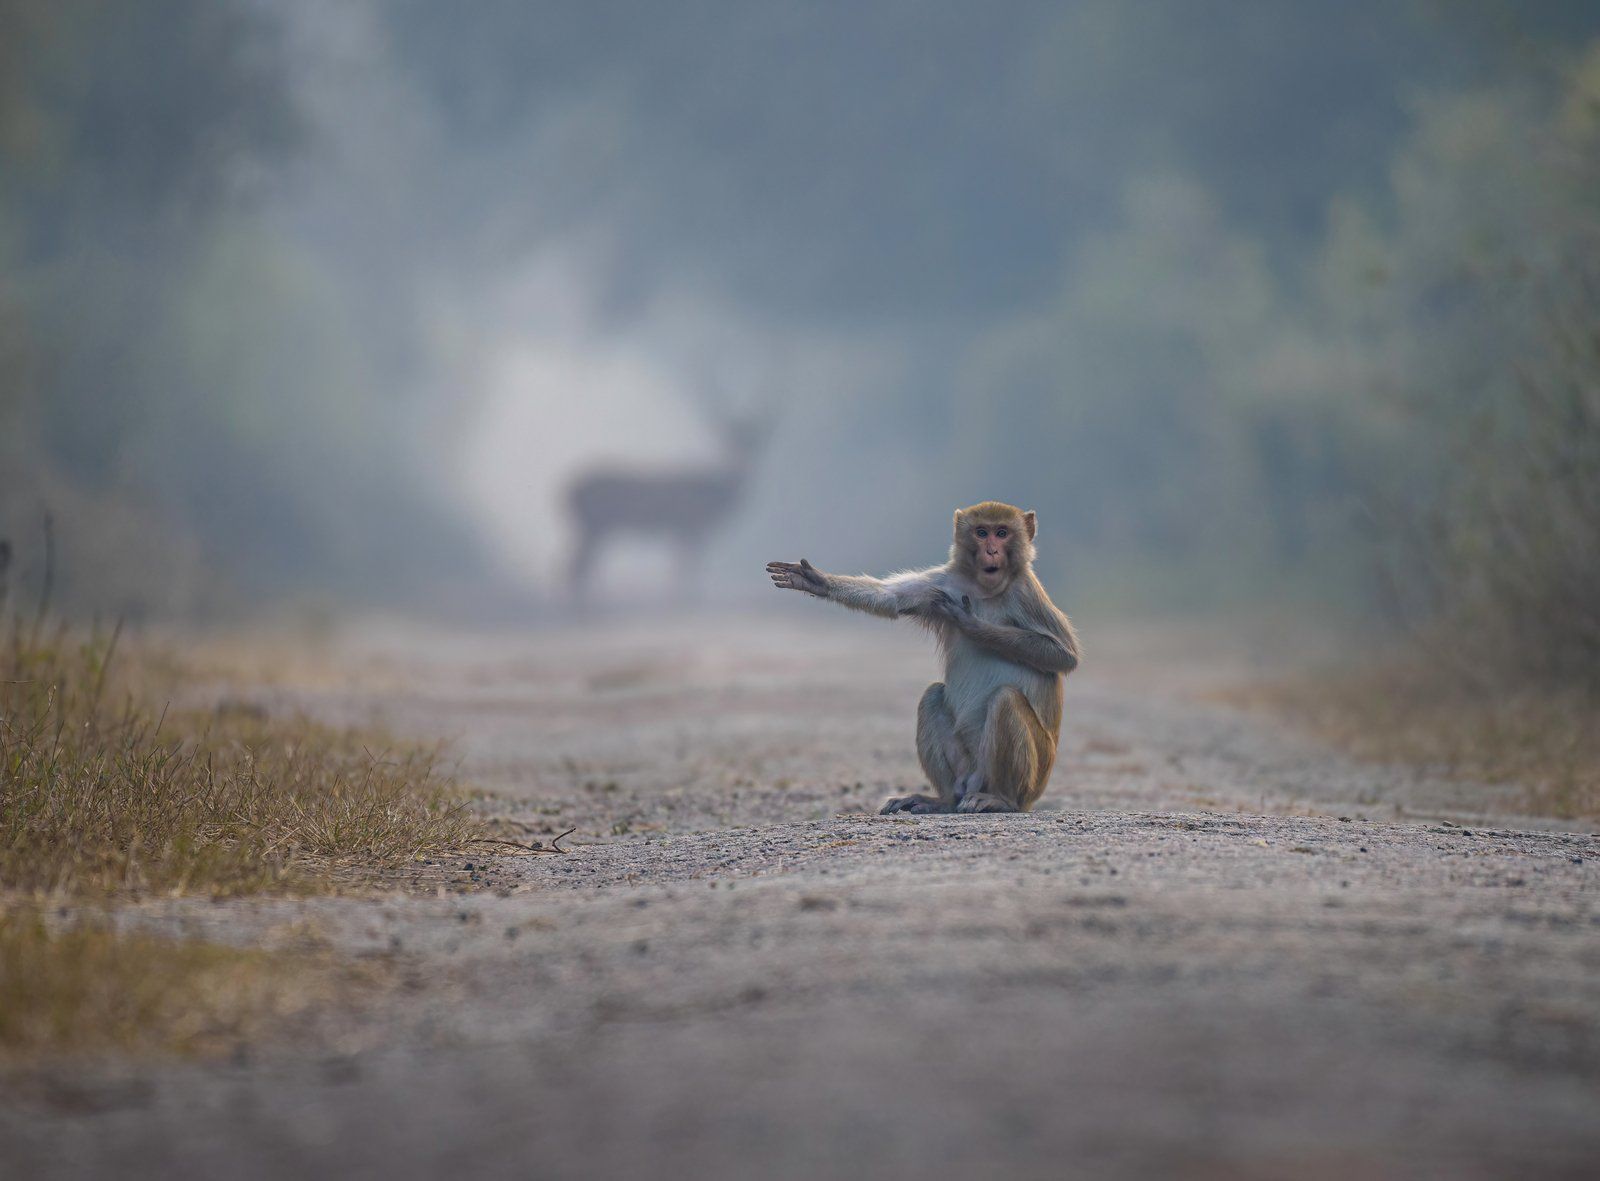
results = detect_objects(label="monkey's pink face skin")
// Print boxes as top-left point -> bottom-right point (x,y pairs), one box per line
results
970,522 -> 1014,594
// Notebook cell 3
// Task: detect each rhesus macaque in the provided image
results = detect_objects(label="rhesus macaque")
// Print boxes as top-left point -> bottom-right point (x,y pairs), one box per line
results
767,501 -> 1079,814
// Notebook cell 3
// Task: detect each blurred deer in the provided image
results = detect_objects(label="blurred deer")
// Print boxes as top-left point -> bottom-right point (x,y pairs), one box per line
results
564,408 -> 772,602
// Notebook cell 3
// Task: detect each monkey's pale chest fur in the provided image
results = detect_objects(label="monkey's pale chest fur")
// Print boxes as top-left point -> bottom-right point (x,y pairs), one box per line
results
941,588 -> 1063,740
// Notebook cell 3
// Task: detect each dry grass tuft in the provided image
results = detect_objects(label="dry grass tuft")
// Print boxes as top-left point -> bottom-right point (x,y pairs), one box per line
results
0,908 -> 372,1061
0,622 -> 478,1065
1,622 -> 483,898
1226,661 -> 1600,821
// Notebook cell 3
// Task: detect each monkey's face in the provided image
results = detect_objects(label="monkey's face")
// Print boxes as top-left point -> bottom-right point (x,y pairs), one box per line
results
953,502 -> 1037,596
971,520 -> 1015,593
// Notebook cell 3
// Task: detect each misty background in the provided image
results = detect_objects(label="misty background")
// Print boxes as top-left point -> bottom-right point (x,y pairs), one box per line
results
3,0 -> 1599,682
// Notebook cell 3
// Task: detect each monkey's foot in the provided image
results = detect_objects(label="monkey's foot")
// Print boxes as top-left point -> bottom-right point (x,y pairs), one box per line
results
955,792 -> 1020,814
880,794 -> 950,815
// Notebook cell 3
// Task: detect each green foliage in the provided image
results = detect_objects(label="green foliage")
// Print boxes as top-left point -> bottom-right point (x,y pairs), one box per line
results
1309,49 -> 1600,687
1,0 -> 1596,657
0,0 -> 480,615
952,33 -> 1600,673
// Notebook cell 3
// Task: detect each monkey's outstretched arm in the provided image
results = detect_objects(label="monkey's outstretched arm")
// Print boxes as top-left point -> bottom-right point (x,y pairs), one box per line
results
767,560 -> 945,621
825,572 -> 941,619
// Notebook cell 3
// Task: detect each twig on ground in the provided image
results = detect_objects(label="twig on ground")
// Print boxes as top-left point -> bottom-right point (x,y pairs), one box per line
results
465,826 -> 576,856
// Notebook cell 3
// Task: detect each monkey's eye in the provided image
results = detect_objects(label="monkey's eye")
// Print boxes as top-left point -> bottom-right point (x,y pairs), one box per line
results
995,527 -> 1008,539
974,527 -> 988,538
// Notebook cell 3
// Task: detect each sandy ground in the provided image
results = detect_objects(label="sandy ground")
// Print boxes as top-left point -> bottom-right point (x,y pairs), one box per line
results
4,613 -> 1598,1179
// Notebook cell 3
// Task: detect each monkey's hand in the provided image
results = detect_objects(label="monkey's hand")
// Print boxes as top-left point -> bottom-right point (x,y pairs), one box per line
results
766,558 -> 830,598
921,591 -> 978,632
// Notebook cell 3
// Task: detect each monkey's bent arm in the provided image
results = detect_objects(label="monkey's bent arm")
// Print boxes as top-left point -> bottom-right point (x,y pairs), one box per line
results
962,618 -> 1079,675
823,568 -> 948,620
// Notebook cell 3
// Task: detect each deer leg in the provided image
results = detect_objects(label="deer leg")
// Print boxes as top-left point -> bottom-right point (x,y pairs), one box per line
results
569,528 -> 602,601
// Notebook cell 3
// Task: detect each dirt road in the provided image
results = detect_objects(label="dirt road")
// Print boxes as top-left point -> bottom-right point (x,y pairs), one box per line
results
5,615 -> 1598,1179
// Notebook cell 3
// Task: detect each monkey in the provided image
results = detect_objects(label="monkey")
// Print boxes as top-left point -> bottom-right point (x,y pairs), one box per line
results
767,501 -> 1079,814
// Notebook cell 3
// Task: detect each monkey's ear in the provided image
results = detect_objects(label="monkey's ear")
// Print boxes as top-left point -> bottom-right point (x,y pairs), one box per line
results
1023,511 -> 1037,541
952,509 -> 966,535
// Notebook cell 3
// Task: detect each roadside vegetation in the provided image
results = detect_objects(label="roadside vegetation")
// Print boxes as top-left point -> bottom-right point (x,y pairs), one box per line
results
1,622 -> 480,899
0,619 -> 484,1061
0,909 -> 373,1064
1232,660 -> 1599,823
1257,267 -> 1600,824
1237,50 -> 1600,808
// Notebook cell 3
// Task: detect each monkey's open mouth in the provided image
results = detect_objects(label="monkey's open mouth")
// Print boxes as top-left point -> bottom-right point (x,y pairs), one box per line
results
982,564 -> 1001,575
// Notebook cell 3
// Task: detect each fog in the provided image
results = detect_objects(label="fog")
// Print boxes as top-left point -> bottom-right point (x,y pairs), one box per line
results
3,0 -> 1598,628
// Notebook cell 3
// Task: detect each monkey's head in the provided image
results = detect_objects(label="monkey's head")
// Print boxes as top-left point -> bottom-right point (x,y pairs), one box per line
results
952,501 -> 1036,596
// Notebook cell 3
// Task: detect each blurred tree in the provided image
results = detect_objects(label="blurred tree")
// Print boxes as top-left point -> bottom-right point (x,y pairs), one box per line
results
0,0 -> 300,612
0,0 -> 485,614
1316,41 -> 1600,686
